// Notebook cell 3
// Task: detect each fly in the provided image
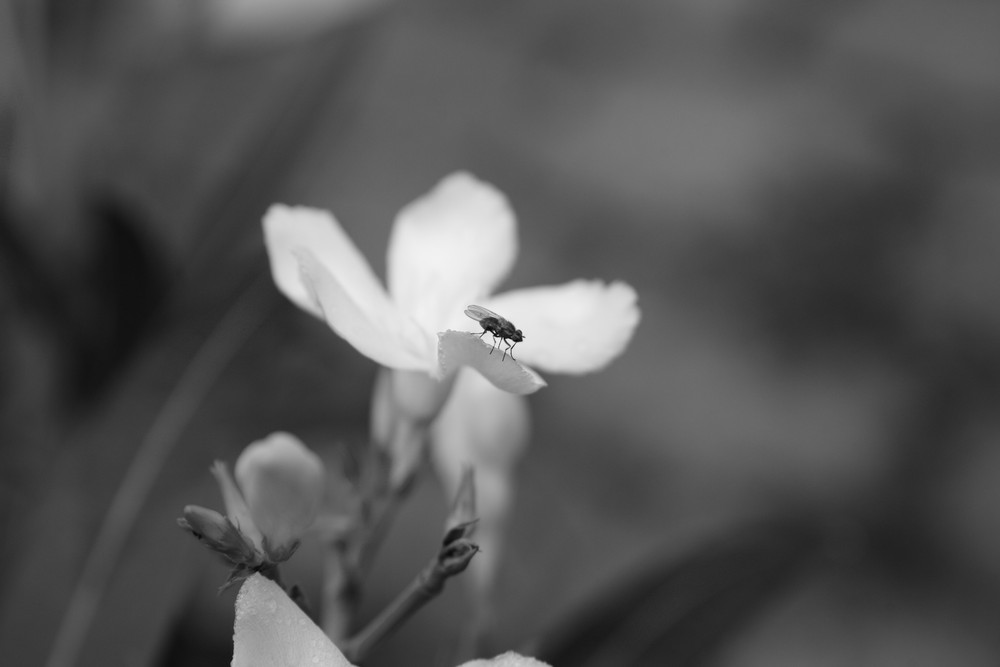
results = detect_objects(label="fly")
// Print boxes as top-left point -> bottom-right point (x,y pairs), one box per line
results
464,304 -> 524,362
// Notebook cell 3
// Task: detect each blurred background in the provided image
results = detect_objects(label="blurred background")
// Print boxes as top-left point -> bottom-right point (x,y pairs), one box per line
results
2,0 -> 1000,665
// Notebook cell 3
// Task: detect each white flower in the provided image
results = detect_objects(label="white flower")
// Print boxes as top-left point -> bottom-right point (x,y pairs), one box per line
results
232,575 -> 350,667
263,171 -> 638,402
216,432 -> 326,559
263,171 -> 639,576
232,574 -> 551,667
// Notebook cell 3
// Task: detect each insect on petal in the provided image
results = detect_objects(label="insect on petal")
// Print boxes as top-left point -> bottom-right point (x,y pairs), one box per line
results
436,330 -> 546,395
487,280 -> 640,374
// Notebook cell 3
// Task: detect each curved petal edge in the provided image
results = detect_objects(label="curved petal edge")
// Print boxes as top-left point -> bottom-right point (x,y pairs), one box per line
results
458,652 -> 552,667
488,280 -> 640,374
297,250 -> 434,371
437,331 -> 546,395
387,173 -> 518,334
232,574 -> 352,667
264,204 -> 387,320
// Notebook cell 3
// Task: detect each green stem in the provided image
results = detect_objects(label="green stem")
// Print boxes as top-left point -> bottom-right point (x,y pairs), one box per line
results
341,539 -> 479,663
319,456 -> 399,641
319,427 -> 416,640
321,539 -> 360,643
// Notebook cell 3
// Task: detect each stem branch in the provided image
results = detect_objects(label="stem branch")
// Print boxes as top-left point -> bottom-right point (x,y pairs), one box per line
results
341,539 -> 479,663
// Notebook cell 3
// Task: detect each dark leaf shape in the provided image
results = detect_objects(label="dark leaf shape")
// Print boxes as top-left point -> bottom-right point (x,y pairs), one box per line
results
536,519 -> 821,667
67,194 -> 168,402
0,194 -> 168,407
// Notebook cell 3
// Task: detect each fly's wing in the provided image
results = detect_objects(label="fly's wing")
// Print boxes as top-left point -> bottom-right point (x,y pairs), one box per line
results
465,304 -> 501,322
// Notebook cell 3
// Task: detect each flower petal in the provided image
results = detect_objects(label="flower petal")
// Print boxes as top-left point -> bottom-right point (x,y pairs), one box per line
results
263,204 -> 387,320
387,173 -> 517,333
232,574 -> 352,667
486,280 -> 640,374
437,331 -> 546,395
458,653 -> 551,667
234,432 -> 326,555
297,250 -> 434,370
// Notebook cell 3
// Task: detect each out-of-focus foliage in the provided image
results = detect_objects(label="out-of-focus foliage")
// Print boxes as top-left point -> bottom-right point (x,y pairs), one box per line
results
2,0 -> 1000,665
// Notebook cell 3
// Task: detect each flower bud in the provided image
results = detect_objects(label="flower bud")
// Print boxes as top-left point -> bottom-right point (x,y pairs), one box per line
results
179,505 -> 230,543
178,505 -> 259,565
234,432 -> 326,558
443,466 -> 477,547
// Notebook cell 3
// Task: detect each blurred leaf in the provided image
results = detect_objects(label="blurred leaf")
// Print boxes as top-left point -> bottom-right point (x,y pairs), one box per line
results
536,519 -> 820,667
68,194 -> 168,400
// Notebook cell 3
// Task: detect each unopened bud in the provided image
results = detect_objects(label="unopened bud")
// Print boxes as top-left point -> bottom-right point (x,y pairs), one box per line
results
178,505 -> 259,565
443,467 -> 477,546
438,538 -> 479,577
179,505 -> 228,541
235,432 -> 326,559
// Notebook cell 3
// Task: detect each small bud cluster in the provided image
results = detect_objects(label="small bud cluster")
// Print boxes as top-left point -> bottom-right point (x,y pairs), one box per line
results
178,432 -> 325,590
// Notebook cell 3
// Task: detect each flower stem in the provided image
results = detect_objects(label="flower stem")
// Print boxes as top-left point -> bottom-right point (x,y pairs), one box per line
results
321,542 -> 360,642
341,538 -> 479,663
319,445 -> 402,642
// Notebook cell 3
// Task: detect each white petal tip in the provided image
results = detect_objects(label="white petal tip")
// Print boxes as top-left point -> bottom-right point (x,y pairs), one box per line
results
458,652 -> 552,667
490,279 -> 640,374
233,575 -> 351,667
438,331 -> 546,395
